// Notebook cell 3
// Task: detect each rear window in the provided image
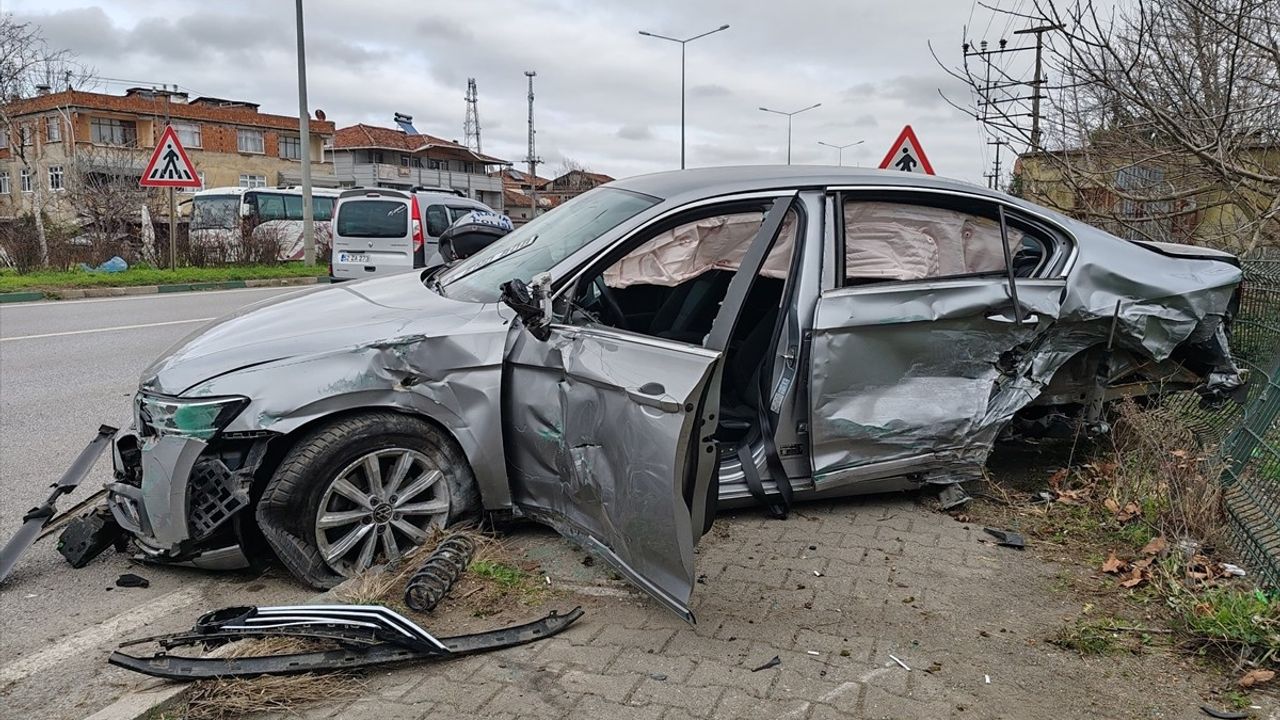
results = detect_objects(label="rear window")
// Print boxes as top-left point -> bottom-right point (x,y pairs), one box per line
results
336,200 -> 409,238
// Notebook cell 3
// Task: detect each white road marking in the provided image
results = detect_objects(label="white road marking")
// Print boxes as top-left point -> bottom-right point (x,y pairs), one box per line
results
0,285 -> 302,309
0,317 -> 215,342
0,586 -> 202,686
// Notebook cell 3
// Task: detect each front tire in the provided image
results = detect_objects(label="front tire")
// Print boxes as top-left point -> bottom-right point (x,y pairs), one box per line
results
256,411 -> 478,588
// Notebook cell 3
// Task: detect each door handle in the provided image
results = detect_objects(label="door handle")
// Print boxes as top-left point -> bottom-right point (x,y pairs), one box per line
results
986,311 -> 1039,325
627,383 -> 682,413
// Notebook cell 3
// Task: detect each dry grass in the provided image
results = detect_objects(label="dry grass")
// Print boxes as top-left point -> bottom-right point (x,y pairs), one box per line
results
180,638 -> 365,720
1104,399 -> 1225,546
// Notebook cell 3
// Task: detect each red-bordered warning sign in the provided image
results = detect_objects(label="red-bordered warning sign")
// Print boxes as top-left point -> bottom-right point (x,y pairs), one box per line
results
140,125 -> 202,188
878,125 -> 935,175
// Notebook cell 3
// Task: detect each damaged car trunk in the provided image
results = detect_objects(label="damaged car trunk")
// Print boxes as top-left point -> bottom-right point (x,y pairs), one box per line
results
6,167 -> 1245,624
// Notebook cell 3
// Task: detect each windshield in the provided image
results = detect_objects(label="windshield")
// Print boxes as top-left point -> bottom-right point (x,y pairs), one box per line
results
190,195 -> 240,230
438,187 -> 658,302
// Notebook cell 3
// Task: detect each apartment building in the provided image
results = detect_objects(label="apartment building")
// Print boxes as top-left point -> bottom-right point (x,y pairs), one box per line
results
0,87 -> 336,221
331,118 -> 510,210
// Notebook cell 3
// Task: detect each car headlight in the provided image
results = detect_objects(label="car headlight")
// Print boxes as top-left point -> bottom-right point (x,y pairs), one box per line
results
136,393 -> 249,440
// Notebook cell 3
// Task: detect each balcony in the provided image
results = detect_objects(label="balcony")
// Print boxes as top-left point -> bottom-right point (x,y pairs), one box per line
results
363,163 -> 503,194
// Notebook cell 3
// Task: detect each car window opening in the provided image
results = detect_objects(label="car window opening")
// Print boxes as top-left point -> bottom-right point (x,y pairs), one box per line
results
571,206 -> 799,445
840,199 -> 1049,285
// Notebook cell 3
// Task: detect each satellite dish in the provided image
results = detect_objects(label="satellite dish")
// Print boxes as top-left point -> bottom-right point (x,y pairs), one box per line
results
314,109 -> 327,121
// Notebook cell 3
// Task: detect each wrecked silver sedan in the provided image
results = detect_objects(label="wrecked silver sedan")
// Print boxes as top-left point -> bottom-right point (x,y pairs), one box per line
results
77,167 -> 1245,620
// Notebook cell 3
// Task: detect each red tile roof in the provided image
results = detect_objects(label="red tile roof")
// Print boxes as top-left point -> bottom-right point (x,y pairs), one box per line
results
2,90 -> 333,133
334,123 -> 509,165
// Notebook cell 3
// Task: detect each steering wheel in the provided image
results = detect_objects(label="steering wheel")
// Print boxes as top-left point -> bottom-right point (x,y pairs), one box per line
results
592,276 -> 630,330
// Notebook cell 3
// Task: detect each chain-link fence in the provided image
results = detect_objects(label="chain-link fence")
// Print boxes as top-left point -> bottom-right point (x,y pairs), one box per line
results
1171,249 -> 1280,585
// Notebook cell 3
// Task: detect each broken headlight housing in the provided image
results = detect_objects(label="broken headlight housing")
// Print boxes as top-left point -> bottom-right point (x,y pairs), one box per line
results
136,393 -> 249,440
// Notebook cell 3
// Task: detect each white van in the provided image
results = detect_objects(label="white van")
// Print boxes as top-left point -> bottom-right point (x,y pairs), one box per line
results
331,189 -> 493,280
188,187 -> 341,261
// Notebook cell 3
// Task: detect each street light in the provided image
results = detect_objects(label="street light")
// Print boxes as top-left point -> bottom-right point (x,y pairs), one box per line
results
639,23 -> 730,169
759,103 -> 821,165
817,139 -> 864,166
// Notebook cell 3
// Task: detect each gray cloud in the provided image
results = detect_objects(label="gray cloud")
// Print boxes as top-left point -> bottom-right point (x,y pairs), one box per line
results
13,0 -> 1012,184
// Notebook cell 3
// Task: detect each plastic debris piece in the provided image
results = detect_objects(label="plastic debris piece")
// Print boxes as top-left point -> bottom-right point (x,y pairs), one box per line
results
888,654 -> 910,671
939,483 -> 972,510
116,573 -> 149,588
1222,563 -> 1247,577
985,674 -> 991,684
806,651 -> 820,656
752,655 -> 782,672
982,527 -> 1026,549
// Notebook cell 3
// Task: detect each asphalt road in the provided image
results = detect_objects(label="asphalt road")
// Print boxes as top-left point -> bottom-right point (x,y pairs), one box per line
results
0,287 -> 317,719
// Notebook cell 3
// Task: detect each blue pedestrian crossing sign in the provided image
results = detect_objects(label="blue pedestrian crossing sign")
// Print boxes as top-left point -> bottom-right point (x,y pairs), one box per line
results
140,125 -> 201,188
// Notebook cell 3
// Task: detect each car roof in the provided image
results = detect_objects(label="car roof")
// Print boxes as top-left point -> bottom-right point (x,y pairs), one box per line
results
610,165 -> 1007,204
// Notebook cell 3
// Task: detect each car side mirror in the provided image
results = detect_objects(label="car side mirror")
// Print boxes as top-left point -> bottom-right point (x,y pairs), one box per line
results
499,273 -> 553,341
439,211 -> 513,262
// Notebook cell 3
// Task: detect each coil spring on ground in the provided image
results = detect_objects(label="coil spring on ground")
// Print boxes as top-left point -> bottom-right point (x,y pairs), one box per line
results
403,534 -> 477,612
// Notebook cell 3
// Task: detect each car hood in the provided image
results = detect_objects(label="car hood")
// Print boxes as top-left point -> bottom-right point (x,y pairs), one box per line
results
141,272 -> 487,395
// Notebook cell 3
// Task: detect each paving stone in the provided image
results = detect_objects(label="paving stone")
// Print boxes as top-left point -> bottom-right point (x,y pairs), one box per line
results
483,683 -> 581,718
712,688 -> 812,720
404,675 -> 504,712
608,651 -> 699,682
859,683 -> 955,720
629,677 -> 724,712
576,694 -> 666,720
556,668 -> 641,703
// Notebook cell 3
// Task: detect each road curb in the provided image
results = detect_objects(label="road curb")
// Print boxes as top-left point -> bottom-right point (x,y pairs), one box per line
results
0,276 -> 330,303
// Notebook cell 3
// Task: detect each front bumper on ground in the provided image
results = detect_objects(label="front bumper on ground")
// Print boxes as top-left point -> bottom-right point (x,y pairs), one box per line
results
105,429 -> 254,569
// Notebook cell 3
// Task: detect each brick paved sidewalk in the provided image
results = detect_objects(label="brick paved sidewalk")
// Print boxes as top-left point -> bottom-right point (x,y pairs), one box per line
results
263,494 -> 1234,720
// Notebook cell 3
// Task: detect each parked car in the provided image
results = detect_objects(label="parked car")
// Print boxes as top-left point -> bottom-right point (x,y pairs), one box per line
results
188,186 -> 342,261
331,188 -> 493,279
78,167 -> 1244,622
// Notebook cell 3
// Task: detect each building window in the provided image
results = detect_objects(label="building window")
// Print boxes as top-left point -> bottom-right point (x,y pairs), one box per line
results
410,157 -> 423,168
400,154 -> 411,167
278,135 -> 301,160
239,174 -> 266,188
0,130 -> 7,149
0,171 -> 9,194
427,159 -> 442,170
172,122 -> 201,148
237,129 -> 264,154
371,151 -> 385,164
46,117 -> 62,143
48,165 -> 64,191
91,117 -> 137,146
19,125 -> 33,146
20,168 -> 32,193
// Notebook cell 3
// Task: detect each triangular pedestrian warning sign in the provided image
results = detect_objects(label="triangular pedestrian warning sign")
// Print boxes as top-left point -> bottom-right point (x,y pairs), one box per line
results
878,125 -> 934,175
140,125 -> 202,188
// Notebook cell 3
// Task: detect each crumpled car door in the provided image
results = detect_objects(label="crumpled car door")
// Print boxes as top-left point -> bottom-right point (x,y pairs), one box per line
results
809,276 -> 1065,491
503,195 -> 797,622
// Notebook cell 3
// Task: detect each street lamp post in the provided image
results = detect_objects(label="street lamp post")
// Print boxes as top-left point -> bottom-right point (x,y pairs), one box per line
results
817,139 -> 864,166
639,24 -> 730,169
759,103 -> 821,165
294,0 -> 315,266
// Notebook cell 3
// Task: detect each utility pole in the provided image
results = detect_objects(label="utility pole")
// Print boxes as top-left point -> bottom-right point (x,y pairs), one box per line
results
295,0 -> 316,266
984,137 -> 1007,190
964,24 -> 1060,152
817,140 -> 864,166
464,78 -> 482,153
1013,24 -> 1060,151
524,71 -> 542,218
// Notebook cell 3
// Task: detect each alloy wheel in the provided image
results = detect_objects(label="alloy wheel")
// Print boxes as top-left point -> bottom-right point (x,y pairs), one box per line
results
313,448 -> 450,576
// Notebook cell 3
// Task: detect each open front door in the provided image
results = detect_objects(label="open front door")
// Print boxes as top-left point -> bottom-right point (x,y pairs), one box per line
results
504,327 -> 720,622
502,194 -> 797,622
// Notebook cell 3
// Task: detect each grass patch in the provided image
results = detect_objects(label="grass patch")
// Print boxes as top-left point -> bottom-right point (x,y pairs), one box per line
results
1051,617 -> 1163,656
0,263 -> 327,292
1170,585 -> 1280,666
470,559 -> 529,588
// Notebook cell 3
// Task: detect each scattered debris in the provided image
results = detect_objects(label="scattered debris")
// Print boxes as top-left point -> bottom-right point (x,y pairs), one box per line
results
403,534 -> 476,613
57,507 -> 124,568
1141,535 -> 1168,556
0,425 -> 116,583
115,573 -> 149,588
982,527 -> 1026,549
939,483 -> 972,510
984,674 -> 991,684
813,570 -> 824,577
1238,669 -> 1275,688
806,650 -> 820,656
648,672 -> 667,681
888,654 -> 911,671
925,661 -> 943,674
1200,705 -> 1249,719
110,603 -> 584,680
1222,563 -> 1247,577
752,655 -> 782,672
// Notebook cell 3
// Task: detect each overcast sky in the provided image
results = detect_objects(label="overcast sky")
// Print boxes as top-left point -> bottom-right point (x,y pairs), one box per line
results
5,0 -> 1041,185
